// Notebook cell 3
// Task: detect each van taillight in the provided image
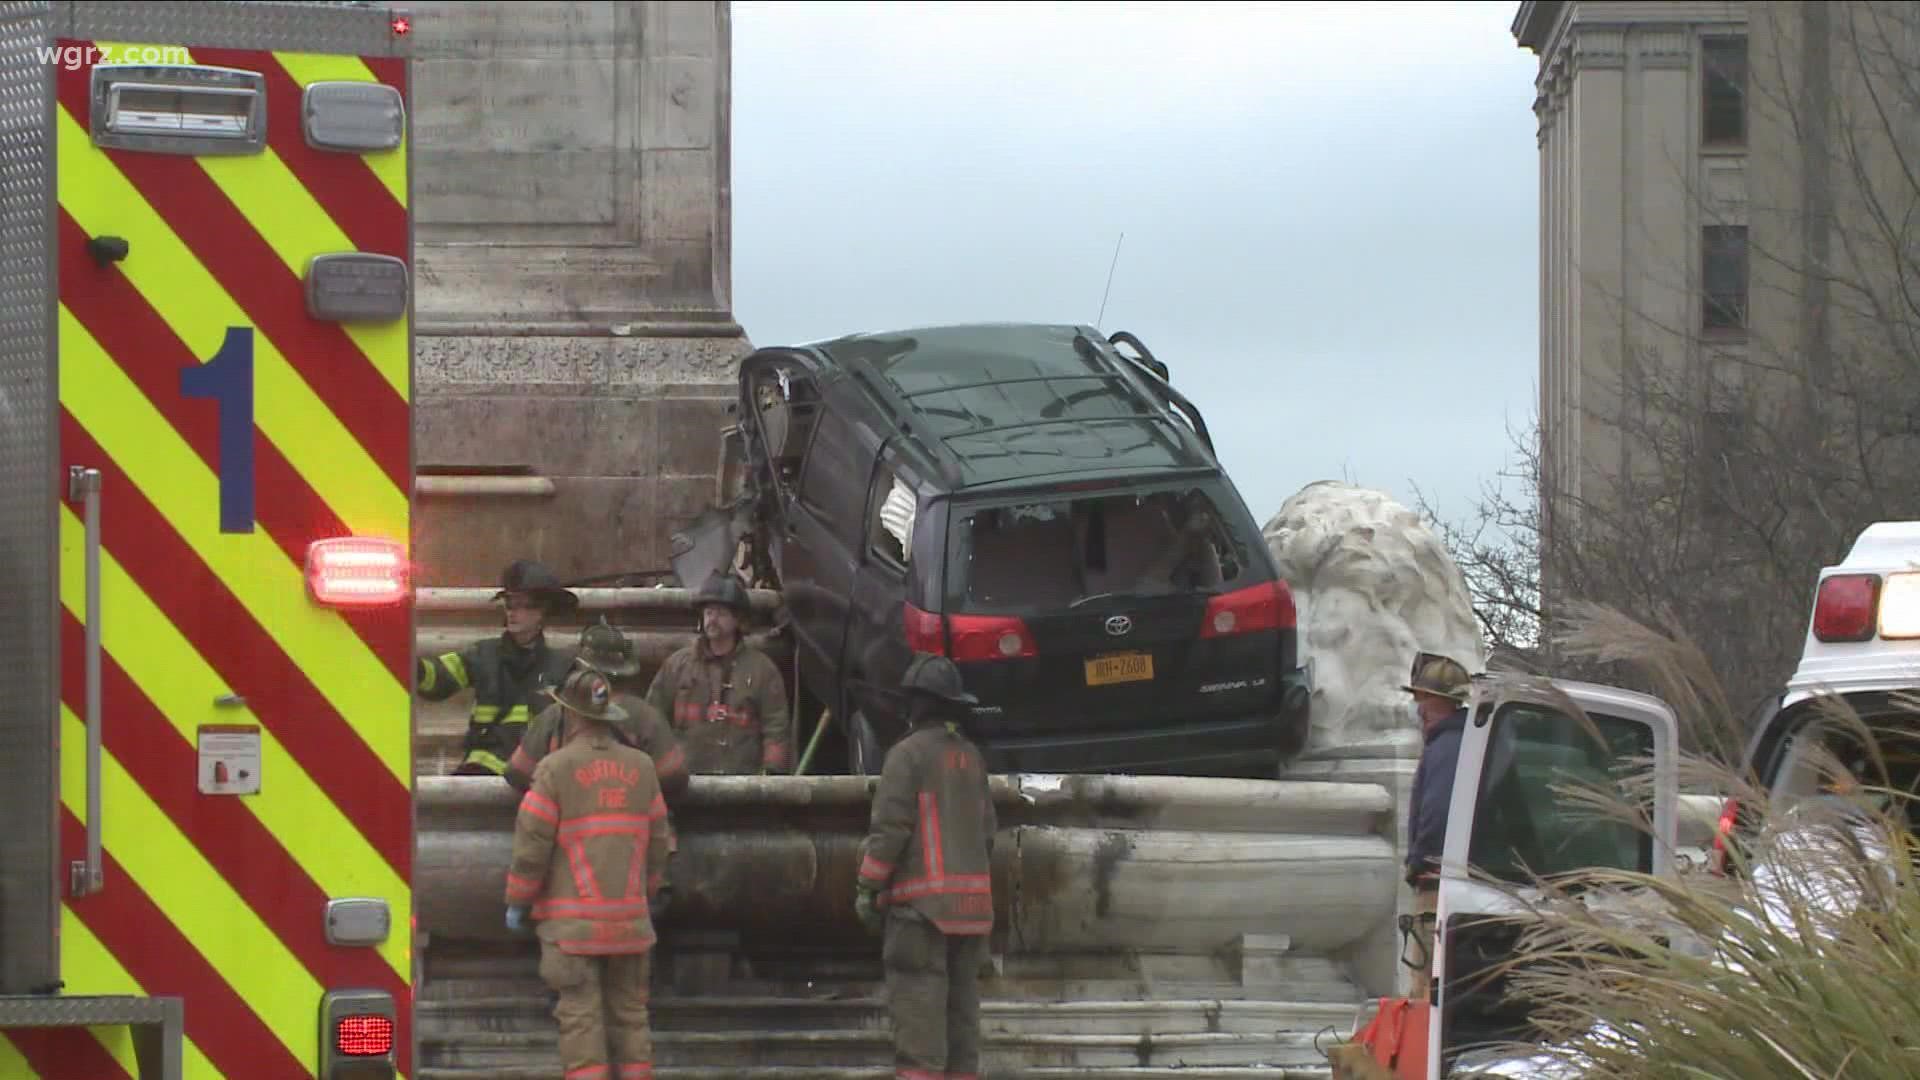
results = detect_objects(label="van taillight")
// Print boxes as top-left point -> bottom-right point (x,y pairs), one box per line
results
306,537 -> 409,607
949,613 -> 1037,661
903,602 -> 1035,662
1200,580 -> 1295,638
905,603 -> 945,653
1812,573 -> 1879,642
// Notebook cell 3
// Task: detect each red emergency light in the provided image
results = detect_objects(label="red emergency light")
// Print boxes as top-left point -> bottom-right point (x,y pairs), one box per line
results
320,988 -> 396,1077
1708,796 -> 1740,875
390,15 -> 411,35
305,537 -> 410,608
335,1014 -> 394,1056
1812,573 -> 1881,643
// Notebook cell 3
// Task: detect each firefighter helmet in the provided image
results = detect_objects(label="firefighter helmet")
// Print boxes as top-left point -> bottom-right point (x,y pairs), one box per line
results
494,558 -> 580,616
693,572 -> 751,616
1403,651 -> 1470,704
578,618 -> 640,677
549,666 -> 629,726
901,652 -> 979,706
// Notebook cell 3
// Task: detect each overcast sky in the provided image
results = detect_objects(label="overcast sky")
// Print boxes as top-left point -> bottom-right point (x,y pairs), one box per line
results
729,1 -> 1542,532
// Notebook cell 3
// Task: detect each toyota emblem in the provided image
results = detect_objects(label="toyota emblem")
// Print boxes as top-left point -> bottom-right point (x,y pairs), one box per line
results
1104,615 -> 1133,637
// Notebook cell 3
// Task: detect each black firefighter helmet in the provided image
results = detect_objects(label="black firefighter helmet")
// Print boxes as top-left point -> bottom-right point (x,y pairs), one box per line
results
901,652 -> 979,706
578,618 -> 640,678
494,559 -> 580,616
693,572 -> 751,618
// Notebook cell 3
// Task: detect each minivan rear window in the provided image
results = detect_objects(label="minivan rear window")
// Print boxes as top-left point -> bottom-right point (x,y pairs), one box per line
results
943,479 -> 1259,612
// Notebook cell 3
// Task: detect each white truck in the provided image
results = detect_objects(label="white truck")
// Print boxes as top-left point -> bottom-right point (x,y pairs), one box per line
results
1415,520 -> 1920,1080
1332,672 -> 1681,1079
1713,520 -> 1920,873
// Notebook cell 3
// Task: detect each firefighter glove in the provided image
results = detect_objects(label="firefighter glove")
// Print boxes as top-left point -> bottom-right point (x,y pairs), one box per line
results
854,884 -> 883,935
653,884 -> 673,922
506,905 -> 530,934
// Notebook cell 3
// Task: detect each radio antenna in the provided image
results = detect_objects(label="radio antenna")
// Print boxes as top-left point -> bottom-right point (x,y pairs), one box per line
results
1095,231 -> 1125,329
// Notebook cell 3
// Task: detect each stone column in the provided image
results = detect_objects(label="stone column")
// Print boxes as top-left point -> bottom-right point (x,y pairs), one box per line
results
405,1 -> 751,587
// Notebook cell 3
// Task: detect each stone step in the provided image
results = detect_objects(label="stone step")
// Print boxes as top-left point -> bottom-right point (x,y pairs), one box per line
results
422,1028 -> 1329,1071
422,975 -> 1366,1009
419,995 -> 1369,1039
420,945 -> 1367,1006
416,1059 -> 1338,1078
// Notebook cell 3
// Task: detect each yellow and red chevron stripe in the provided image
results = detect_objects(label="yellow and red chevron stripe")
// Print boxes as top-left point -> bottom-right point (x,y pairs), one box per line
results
0,41 -> 414,1079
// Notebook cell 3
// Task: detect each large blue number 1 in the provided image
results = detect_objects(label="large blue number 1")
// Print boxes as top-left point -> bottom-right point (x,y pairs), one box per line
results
180,327 -> 255,534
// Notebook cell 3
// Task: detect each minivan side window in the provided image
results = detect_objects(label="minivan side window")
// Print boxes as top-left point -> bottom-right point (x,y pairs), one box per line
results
867,465 -> 913,572
1469,703 -> 1655,883
797,410 -> 867,547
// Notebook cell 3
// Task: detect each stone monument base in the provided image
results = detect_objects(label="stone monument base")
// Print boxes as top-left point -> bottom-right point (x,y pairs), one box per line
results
415,329 -> 753,587
1286,737 -> 1424,1000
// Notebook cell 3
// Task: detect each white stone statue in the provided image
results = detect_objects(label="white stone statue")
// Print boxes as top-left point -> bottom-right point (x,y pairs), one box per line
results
1262,481 -> 1486,754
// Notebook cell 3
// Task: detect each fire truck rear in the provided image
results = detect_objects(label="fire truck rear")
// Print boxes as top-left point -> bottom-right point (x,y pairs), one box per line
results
0,3 -> 416,1077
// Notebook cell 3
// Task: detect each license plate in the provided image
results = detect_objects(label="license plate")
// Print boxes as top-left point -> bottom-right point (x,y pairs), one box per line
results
1085,652 -> 1154,686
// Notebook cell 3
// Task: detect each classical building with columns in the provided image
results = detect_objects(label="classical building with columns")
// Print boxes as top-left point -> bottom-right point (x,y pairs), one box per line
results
1512,1 -> 1917,602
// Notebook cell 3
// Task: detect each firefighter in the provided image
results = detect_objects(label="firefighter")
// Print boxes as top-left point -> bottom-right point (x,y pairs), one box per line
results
505,665 -> 672,1080
510,623 -> 691,937
644,573 -> 792,775
507,621 -> 691,801
1400,650 -> 1471,1002
854,653 -> 997,1080
418,559 -> 580,777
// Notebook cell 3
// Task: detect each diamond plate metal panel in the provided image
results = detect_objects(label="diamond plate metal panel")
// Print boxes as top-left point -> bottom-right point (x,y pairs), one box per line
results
0,0 -> 58,998
0,994 -> 180,1027
59,0 -> 412,59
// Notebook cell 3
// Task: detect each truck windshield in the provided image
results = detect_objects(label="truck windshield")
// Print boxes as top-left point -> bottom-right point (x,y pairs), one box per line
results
1767,719 -> 1920,839
943,479 -> 1256,612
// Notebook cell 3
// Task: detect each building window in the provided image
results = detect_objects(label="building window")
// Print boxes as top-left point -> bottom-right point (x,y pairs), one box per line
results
1702,225 -> 1748,331
1702,36 -> 1747,147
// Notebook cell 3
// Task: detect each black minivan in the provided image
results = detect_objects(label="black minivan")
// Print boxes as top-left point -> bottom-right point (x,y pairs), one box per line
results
719,322 -> 1311,778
